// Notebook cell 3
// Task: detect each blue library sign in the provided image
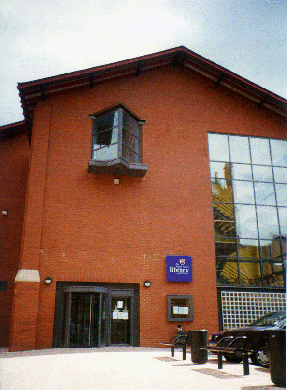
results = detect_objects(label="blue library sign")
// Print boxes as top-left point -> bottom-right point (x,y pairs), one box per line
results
166,256 -> 192,282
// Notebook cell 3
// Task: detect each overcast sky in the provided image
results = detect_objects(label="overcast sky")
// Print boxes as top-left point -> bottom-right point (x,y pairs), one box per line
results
1,0 -> 287,127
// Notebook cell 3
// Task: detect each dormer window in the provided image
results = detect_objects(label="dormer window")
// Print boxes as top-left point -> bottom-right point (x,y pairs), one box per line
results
88,104 -> 147,177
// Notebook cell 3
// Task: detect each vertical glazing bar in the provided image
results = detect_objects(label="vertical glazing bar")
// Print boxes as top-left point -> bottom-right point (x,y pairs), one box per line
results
64,292 -> 72,347
98,293 -> 102,347
118,108 -> 122,159
89,294 -> 92,347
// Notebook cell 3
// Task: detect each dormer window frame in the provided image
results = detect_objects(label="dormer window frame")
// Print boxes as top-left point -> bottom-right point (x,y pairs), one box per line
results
88,103 -> 147,177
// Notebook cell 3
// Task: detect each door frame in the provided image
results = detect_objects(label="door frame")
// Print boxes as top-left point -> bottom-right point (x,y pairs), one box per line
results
109,289 -> 134,346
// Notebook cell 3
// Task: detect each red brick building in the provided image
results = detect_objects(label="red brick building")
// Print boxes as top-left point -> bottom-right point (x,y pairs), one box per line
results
1,47 -> 286,351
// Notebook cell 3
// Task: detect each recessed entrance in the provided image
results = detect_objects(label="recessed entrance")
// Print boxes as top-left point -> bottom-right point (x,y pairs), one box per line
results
53,283 -> 139,348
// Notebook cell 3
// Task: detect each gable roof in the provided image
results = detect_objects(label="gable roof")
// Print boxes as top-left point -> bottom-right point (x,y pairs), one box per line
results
0,120 -> 27,139
17,46 -> 287,132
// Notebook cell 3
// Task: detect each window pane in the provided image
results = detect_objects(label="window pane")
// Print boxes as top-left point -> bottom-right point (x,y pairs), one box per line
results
238,239 -> 259,258
250,137 -> 271,165
229,136 -> 251,163
213,204 -> 235,237
93,111 -> 119,160
235,204 -> 258,238
210,162 -> 231,179
262,261 -> 284,287
274,167 -> 287,183
122,111 -> 141,163
278,207 -> 287,236
215,239 -> 237,257
170,297 -> 190,319
270,139 -> 287,167
253,165 -> 273,182
257,206 -> 279,239
233,180 -> 255,204
208,134 -> 229,161
254,182 -> 276,205
275,184 -> 287,206
216,258 -> 239,285
232,164 -> 252,180
212,179 -> 233,203
260,239 -> 282,260
123,111 -> 140,138
239,262 -> 261,286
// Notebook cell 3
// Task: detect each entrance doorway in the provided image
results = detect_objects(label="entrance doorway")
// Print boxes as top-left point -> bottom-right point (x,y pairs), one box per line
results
68,292 -> 108,347
111,297 -> 131,345
54,284 -> 138,348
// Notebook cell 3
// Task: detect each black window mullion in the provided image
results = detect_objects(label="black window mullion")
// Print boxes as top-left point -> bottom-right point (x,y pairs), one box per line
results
228,135 -> 241,286
122,142 -> 142,158
118,108 -> 123,159
93,141 -> 118,152
122,125 -> 141,141
249,136 -> 264,286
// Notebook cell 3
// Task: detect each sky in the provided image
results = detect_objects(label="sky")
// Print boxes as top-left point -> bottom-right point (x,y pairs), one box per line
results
1,0 -> 287,127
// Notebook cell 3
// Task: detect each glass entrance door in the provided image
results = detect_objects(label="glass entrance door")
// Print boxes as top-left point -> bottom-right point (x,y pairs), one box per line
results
111,297 -> 131,345
67,292 -> 107,347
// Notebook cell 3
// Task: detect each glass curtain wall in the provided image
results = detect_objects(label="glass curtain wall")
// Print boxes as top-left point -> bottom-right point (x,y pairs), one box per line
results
208,134 -> 286,288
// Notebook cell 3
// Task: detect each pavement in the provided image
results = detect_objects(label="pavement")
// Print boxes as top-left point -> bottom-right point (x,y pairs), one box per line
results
0,347 -> 285,390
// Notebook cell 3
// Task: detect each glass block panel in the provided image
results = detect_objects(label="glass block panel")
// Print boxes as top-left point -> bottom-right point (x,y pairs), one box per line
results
254,182 -> 276,205
231,164 -> 252,180
239,261 -> 261,286
208,133 -> 229,161
250,137 -> 271,165
221,291 -> 286,330
238,239 -> 259,258
210,162 -> 231,179
211,179 -> 233,203
262,261 -> 285,287
229,136 -> 251,163
216,258 -> 239,285
273,167 -> 287,183
257,206 -> 279,239
233,180 -> 255,204
235,204 -> 258,238
270,139 -> 287,167
253,165 -> 273,182
278,207 -> 287,236
275,184 -> 287,206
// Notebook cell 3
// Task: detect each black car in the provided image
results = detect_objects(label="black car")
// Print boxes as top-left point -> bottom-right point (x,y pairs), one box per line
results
208,311 -> 286,367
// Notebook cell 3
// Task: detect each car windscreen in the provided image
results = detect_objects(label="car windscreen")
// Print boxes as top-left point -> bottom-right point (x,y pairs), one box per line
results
250,311 -> 286,327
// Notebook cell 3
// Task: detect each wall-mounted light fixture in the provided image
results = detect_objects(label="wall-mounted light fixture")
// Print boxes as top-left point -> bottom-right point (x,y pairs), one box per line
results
1,210 -> 8,216
114,178 -> 120,185
44,277 -> 52,285
144,280 -> 151,287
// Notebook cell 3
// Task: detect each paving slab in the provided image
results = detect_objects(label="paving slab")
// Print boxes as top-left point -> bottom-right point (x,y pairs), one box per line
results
0,347 -> 285,390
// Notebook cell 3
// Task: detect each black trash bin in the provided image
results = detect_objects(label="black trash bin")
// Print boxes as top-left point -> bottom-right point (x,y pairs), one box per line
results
189,330 -> 208,363
269,330 -> 286,388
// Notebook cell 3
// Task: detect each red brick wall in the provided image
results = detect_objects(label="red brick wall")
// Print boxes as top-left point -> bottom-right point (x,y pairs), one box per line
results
0,131 -> 30,347
10,64 -> 286,350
